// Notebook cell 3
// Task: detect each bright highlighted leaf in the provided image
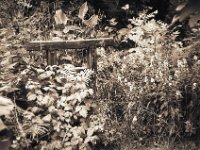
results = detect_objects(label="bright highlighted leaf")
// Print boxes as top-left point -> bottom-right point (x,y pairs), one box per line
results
87,126 -> 99,137
78,2 -> 88,20
84,135 -> 99,145
0,96 -> 14,116
54,9 -> 68,25
76,106 -> 90,118
83,15 -> 99,28
27,93 -> 37,101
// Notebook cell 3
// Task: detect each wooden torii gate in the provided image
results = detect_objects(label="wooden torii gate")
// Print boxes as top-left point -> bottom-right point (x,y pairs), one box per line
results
25,37 -> 117,71
25,37 -> 119,94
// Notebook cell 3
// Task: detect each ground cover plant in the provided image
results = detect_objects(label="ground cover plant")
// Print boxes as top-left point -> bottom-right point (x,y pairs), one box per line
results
0,0 -> 200,150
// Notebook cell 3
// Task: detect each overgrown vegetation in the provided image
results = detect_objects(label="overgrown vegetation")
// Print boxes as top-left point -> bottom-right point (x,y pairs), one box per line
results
0,0 -> 200,150
97,10 -> 200,149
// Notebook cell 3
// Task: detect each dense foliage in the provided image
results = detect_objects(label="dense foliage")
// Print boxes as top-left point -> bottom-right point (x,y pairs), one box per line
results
0,0 -> 200,150
97,10 -> 200,149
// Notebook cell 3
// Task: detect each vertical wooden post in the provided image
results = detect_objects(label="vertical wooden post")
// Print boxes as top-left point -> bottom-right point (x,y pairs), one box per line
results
46,50 -> 57,65
87,47 -> 97,96
46,49 -> 50,65
87,48 -> 97,72
50,51 -> 57,65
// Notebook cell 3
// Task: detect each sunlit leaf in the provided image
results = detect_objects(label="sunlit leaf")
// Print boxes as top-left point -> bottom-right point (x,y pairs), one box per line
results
42,86 -> 50,91
35,89 -> 43,95
34,68 -> 45,74
84,135 -> 99,145
71,137 -> 83,146
38,73 -> 48,80
42,114 -> 51,123
109,18 -> 118,26
70,126 -> 85,137
64,104 -> 73,111
76,106 -> 89,118
7,62 -> 18,69
121,4 -> 129,10
176,2 -> 187,11
0,96 -> 14,116
0,119 -> 7,131
83,15 -> 99,28
87,126 -> 99,137
27,93 -> 37,101
0,85 -> 19,93
78,2 -> 88,20
54,9 -> 68,25
0,54 -> 12,66
37,95 -> 48,106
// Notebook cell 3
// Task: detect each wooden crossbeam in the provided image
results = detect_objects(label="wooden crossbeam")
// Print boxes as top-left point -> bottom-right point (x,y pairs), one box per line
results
25,37 -> 115,50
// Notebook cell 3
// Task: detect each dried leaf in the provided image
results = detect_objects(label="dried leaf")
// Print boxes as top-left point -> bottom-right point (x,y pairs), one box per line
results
78,2 -> 88,20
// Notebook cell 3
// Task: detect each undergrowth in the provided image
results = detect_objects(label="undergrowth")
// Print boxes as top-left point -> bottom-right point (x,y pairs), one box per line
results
0,1 -> 200,150
97,11 -> 200,149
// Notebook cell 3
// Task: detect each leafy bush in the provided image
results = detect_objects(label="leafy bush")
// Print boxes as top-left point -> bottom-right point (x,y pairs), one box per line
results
9,64 -> 105,150
0,47 -> 105,149
97,11 -> 200,148
1,1 -> 200,149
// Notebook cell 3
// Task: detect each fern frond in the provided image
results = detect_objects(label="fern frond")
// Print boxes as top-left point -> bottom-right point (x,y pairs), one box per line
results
23,123 -> 49,139
79,69 -> 94,86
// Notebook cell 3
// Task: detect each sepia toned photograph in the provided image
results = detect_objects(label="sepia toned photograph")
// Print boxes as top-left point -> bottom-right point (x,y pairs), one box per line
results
0,0 -> 200,149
